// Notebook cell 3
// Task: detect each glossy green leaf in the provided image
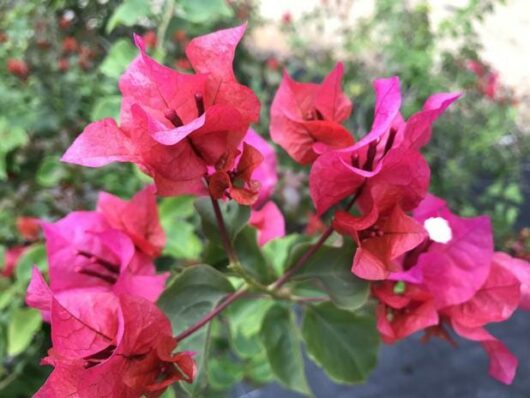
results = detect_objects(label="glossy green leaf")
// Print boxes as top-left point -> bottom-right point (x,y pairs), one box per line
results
208,353 -> 244,391
157,265 -> 233,397
90,96 -> 121,121
36,156 -> 66,187
106,0 -> 151,33
157,264 -> 234,335
227,298 -> 274,338
180,0 -> 233,24
259,305 -> 310,396
0,118 -> 28,180
100,39 -> 137,78
194,198 -> 249,247
15,244 -> 47,284
291,244 -> 370,311
246,351 -> 275,384
7,308 -> 42,356
234,227 -> 275,284
263,234 -> 309,276
159,197 -> 202,260
301,302 -> 379,384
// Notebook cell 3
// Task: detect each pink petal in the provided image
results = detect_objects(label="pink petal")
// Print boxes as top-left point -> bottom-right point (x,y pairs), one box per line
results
61,119 -> 135,167
26,267 -> 53,313
314,62 -> 352,122
97,185 -> 166,258
243,129 -> 278,207
250,201 -> 286,246
402,92 -> 461,149
446,262 -> 520,328
493,252 -> 530,310
452,322 -> 518,384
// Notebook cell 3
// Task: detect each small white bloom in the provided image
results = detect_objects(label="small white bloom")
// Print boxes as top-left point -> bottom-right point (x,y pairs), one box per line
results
424,217 -> 452,244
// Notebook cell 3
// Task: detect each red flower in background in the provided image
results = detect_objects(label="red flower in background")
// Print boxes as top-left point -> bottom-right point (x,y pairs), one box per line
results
466,59 -> 499,100
1,246 -> 27,278
16,216 -> 41,241
26,280 -> 195,397
62,36 -> 79,54
62,24 -> 261,199
270,63 -> 354,164
58,58 -> 69,72
7,58 -> 29,80
143,31 -> 157,50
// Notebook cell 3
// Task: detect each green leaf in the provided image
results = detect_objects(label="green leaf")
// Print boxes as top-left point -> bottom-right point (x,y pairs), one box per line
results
0,118 -> 28,180
208,353 -> 244,391
291,244 -> 370,311
233,227 -> 275,284
246,351 -> 275,384
263,234 -> 309,276
227,298 -> 274,338
106,0 -> 151,33
159,197 -> 202,260
7,308 -> 42,356
301,302 -> 379,384
259,305 -> 310,396
231,329 -> 262,359
15,244 -> 47,284
194,198 -> 249,247
157,265 -> 233,396
180,0 -> 234,24
100,39 -> 137,79
36,156 -> 66,187
90,96 -> 121,121
157,264 -> 234,335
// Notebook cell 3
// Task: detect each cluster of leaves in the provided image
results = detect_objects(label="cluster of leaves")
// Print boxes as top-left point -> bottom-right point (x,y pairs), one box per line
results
158,205 -> 376,397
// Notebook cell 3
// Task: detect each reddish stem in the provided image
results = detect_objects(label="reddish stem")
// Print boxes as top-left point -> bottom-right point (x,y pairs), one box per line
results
209,195 -> 238,264
175,288 -> 247,342
174,189 -> 363,342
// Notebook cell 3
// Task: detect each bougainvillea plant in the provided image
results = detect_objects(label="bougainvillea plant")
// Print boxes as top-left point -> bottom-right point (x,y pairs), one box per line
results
22,23 -> 529,396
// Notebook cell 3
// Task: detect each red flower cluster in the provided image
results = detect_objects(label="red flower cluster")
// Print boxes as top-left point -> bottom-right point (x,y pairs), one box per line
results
373,195 -> 530,384
62,24 -> 264,205
269,62 -> 530,383
466,59 -> 499,100
26,186 -> 195,396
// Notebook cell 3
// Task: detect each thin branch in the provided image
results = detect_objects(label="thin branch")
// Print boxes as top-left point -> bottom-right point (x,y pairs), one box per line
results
270,187 -> 364,289
209,195 -> 238,264
174,188 -> 364,342
175,288 -> 248,342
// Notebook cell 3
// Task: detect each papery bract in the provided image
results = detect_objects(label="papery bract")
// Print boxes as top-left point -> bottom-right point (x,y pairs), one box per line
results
309,77 -> 459,216
42,211 -> 167,303
270,63 -> 353,164
243,129 -> 278,208
26,278 -> 195,398
208,142 -> 264,205
492,252 -> 530,310
62,25 -> 259,198
97,185 -> 165,258
334,205 -> 427,280
250,201 -> 285,246
373,282 -> 438,343
411,194 -> 494,308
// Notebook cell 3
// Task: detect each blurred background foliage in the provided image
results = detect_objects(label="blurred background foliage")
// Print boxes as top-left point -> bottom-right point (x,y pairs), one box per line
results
0,0 -> 529,396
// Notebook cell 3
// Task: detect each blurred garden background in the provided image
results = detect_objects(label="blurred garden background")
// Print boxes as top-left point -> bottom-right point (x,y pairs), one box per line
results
0,0 -> 529,396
